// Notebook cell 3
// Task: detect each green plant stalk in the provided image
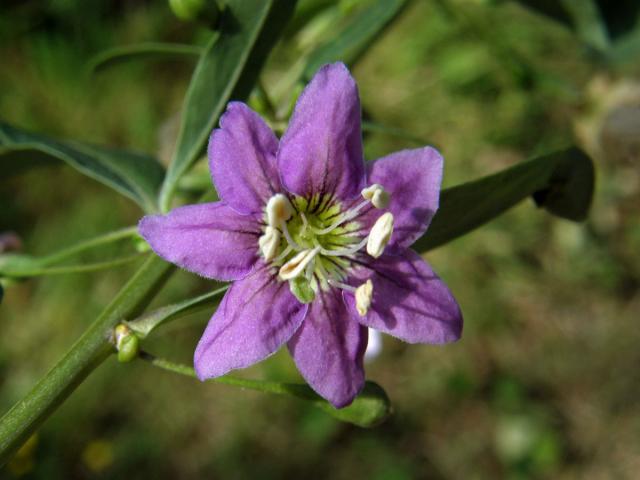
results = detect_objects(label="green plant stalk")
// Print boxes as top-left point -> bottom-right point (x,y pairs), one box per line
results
40,226 -> 138,266
143,352 -> 317,398
6,254 -> 143,278
0,254 -> 174,466
140,353 -> 392,428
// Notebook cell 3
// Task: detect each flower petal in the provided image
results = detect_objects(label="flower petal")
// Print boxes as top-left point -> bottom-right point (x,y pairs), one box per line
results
139,202 -> 261,281
209,102 -> 281,214
287,288 -> 368,408
344,249 -> 462,344
194,265 -> 308,379
278,62 -> 365,201
359,147 -> 443,251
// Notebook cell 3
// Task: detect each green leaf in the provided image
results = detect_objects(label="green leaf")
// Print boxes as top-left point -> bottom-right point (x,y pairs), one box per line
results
362,120 -> 434,146
159,0 -> 298,211
512,0 -> 609,52
0,122 -> 165,212
0,255 -> 174,467
559,0 -> 610,52
87,42 -> 203,74
0,253 -> 143,278
414,147 -> 595,252
303,0 -> 407,80
310,381 -> 391,428
143,353 -> 392,428
127,286 -> 228,338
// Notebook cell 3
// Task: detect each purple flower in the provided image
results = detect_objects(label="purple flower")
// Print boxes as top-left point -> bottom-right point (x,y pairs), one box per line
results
139,63 -> 462,408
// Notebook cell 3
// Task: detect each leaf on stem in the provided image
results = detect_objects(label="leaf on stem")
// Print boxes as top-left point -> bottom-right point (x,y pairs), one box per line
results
0,122 -> 165,212
159,0 -> 298,211
303,0 -> 407,80
127,287 -> 228,338
87,42 -> 203,74
414,147 -> 595,252
142,353 -> 391,428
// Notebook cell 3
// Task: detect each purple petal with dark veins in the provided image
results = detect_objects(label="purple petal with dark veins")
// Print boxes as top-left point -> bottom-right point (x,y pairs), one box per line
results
209,102 -> 281,214
355,147 -> 443,251
344,249 -> 463,344
139,202 -> 261,281
288,288 -> 368,408
278,62 -> 365,201
194,264 -> 308,379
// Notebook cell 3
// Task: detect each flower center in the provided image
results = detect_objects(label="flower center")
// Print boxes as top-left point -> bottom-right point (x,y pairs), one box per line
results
258,187 -> 393,313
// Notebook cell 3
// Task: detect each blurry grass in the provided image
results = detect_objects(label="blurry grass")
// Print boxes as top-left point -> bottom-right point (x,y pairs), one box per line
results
1,0 -> 640,479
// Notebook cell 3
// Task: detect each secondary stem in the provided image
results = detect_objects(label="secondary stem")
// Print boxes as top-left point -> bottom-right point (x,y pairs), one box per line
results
0,254 -> 174,466
140,352 -> 318,400
41,226 -> 138,266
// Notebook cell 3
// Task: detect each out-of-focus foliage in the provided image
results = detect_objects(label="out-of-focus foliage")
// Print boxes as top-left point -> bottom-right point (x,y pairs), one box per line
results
1,0 -> 638,478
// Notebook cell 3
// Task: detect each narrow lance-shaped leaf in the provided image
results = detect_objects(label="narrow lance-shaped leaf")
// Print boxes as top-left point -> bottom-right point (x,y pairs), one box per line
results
127,286 -> 228,338
0,122 -> 165,212
303,0 -> 407,80
414,147 -> 595,252
87,42 -> 203,74
159,0 -> 298,211
143,354 -> 392,428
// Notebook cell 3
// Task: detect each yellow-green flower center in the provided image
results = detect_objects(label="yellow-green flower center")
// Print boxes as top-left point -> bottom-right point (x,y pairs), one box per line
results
259,191 -> 393,309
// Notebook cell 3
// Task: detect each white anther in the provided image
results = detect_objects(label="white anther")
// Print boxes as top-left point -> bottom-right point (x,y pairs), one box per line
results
361,184 -> 390,209
258,226 -> 281,261
366,212 -> 394,258
266,193 -> 294,227
278,247 -> 320,280
355,280 -> 373,316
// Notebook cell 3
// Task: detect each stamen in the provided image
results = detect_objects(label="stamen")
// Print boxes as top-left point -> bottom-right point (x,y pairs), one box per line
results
309,199 -> 371,235
273,244 -> 293,263
355,280 -> 373,316
266,194 -> 294,227
327,278 -> 356,292
361,184 -> 390,209
313,235 -> 368,257
258,226 -> 280,261
304,257 -> 315,282
279,247 -> 320,280
367,212 -> 394,258
280,219 -> 303,251
300,212 -> 309,234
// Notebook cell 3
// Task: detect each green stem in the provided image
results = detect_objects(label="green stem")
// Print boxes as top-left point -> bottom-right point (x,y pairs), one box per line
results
40,226 -> 138,266
139,352 -> 393,428
127,286 -> 228,338
8,254 -> 143,278
140,352 -> 317,399
0,255 -> 174,466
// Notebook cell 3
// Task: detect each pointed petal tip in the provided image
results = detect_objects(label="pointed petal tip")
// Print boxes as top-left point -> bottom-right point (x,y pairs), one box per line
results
208,101 -> 280,214
326,382 -> 364,409
279,60 -> 364,200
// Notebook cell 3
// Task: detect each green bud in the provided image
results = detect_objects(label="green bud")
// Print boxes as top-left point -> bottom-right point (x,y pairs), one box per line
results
132,235 -> 151,253
169,0 -> 221,25
114,324 -> 140,363
289,277 -> 315,304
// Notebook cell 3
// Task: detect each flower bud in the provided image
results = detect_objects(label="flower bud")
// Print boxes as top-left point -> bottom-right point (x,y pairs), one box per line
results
114,324 -> 140,363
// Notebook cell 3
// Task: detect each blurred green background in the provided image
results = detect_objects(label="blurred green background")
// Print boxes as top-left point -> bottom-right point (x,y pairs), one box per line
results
1,0 -> 639,478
